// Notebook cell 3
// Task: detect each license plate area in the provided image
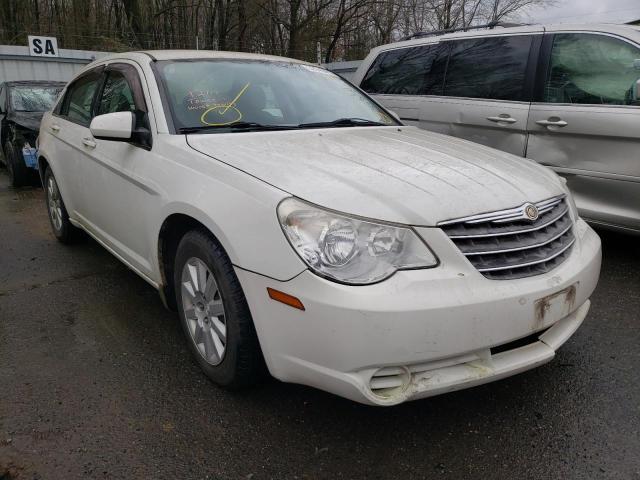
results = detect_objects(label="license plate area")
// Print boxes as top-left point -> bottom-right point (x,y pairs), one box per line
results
534,283 -> 579,329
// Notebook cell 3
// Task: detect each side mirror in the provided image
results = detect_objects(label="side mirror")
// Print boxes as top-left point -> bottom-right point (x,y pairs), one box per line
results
90,111 -> 134,141
90,110 -> 152,149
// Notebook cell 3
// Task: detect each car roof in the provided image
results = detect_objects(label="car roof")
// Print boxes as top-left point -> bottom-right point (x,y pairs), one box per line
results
371,22 -> 640,51
93,50 -> 312,65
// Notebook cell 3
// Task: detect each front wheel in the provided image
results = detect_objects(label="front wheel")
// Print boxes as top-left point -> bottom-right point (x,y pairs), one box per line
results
174,229 -> 265,389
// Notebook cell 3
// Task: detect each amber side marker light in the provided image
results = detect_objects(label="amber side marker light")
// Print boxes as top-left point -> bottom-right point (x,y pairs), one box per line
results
267,288 -> 305,311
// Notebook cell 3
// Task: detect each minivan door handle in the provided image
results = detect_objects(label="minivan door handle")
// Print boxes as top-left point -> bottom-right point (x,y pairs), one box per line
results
486,115 -> 517,124
82,137 -> 97,149
50,123 -> 60,132
536,119 -> 568,128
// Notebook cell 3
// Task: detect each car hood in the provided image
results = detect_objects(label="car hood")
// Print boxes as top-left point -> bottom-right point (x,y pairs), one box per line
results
7,111 -> 44,133
187,126 -> 564,226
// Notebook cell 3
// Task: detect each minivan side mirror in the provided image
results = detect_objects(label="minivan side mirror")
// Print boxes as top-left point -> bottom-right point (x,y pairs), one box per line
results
90,111 -> 134,141
90,111 -> 152,149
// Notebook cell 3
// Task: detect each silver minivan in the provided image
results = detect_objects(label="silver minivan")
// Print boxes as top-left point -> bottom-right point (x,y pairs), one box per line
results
353,24 -> 640,234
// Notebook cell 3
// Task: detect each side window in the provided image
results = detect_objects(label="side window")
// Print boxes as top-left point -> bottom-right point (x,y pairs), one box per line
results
0,86 -> 5,113
97,70 -> 136,115
62,72 -> 101,126
543,33 -> 640,105
443,35 -> 533,101
360,44 -> 447,95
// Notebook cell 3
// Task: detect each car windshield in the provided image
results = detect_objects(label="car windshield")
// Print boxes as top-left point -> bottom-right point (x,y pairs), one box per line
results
10,86 -> 63,112
156,59 -> 398,133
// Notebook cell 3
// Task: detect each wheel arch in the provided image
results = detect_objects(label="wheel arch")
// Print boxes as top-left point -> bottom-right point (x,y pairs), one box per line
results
157,211 -> 232,311
37,154 -> 50,184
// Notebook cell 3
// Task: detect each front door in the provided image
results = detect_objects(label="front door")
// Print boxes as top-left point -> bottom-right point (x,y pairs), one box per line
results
527,32 -> 640,232
76,62 -> 158,277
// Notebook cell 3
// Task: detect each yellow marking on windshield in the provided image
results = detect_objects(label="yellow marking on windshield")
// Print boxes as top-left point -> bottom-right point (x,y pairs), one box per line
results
222,83 -> 250,114
199,82 -> 250,126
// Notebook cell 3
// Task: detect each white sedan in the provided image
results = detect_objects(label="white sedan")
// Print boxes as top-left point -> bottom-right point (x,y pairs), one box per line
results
37,51 -> 602,406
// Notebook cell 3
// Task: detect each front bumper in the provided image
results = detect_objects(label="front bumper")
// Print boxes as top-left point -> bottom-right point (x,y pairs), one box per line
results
237,219 -> 601,405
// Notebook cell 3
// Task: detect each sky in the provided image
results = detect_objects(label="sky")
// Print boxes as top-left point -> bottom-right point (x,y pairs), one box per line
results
521,0 -> 640,25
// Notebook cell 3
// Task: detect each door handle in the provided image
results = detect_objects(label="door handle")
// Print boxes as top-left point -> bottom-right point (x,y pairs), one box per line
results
536,119 -> 568,128
82,137 -> 97,149
486,115 -> 517,124
50,123 -> 60,132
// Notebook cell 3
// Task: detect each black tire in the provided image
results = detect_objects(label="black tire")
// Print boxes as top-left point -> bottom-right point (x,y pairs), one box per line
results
44,167 -> 80,244
174,229 -> 265,389
4,141 -> 30,187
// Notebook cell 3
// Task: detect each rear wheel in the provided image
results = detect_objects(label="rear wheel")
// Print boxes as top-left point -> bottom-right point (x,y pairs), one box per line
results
4,141 -> 30,187
174,229 -> 265,388
44,167 -> 79,243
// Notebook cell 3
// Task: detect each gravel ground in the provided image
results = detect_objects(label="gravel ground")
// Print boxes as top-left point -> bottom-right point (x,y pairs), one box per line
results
0,172 -> 638,480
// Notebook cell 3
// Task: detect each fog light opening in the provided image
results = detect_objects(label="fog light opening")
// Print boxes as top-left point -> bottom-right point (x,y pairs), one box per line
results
369,366 -> 411,399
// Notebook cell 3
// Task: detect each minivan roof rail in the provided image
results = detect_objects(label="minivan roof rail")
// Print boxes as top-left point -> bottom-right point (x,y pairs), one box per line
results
402,21 -> 528,41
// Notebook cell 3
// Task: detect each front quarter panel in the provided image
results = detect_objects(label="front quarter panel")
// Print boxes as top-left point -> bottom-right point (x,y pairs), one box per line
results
152,135 -> 307,283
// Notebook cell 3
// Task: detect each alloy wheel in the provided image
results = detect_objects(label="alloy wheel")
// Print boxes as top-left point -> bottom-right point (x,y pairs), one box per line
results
47,176 -> 63,232
181,257 -> 227,365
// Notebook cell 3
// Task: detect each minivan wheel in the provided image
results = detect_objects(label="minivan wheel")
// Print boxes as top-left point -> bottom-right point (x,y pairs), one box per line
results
44,167 -> 78,243
4,141 -> 30,187
174,229 -> 265,388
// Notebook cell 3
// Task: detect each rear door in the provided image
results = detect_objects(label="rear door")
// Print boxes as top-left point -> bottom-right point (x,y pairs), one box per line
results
426,34 -> 540,157
360,43 -> 448,124
48,68 -> 103,217
359,32 -> 541,157
527,32 -> 640,232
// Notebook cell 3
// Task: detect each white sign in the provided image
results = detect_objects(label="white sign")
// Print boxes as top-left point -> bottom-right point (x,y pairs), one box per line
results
28,36 -> 59,57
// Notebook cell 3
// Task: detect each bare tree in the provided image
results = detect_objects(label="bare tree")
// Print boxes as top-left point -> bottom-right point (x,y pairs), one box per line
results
0,0 -> 554,61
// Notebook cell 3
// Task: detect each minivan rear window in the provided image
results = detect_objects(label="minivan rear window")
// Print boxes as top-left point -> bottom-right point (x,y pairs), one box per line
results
360,44 -> 446,95
443,35 -> 533,101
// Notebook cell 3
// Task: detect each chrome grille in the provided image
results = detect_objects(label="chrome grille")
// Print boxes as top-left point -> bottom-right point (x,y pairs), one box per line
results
439,196 -> 575,280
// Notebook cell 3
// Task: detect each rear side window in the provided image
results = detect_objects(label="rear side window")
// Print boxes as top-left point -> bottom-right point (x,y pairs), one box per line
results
443,35 -> 533,101
61,71 -> 102,126
543,33 -> 640,105
360,44 -> 446,95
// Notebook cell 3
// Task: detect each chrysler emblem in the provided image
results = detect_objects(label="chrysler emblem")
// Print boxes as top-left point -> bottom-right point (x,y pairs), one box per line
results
524,203 -> 539,221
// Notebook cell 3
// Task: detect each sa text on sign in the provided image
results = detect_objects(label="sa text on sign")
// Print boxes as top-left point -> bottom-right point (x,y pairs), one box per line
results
28,36 -> 59,57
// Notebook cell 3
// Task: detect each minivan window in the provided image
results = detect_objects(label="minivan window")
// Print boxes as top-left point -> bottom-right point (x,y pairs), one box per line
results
360,44 -> 447,95
543,33 -> 640,105
443,35 -> 533,101
63,73 -> 101,126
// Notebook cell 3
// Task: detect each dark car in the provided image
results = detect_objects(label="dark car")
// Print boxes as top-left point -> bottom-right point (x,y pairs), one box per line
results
0,80 -> 65,186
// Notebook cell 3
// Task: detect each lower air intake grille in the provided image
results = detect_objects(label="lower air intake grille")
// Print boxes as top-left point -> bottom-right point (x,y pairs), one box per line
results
439,195 -> 575,280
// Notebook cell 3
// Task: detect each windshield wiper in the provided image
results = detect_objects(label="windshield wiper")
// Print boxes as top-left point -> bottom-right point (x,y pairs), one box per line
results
297,117 -> 388,129
179,122 -> 298,134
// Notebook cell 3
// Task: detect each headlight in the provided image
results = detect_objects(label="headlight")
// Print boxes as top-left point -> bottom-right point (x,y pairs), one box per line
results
277,198 -> 438,285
